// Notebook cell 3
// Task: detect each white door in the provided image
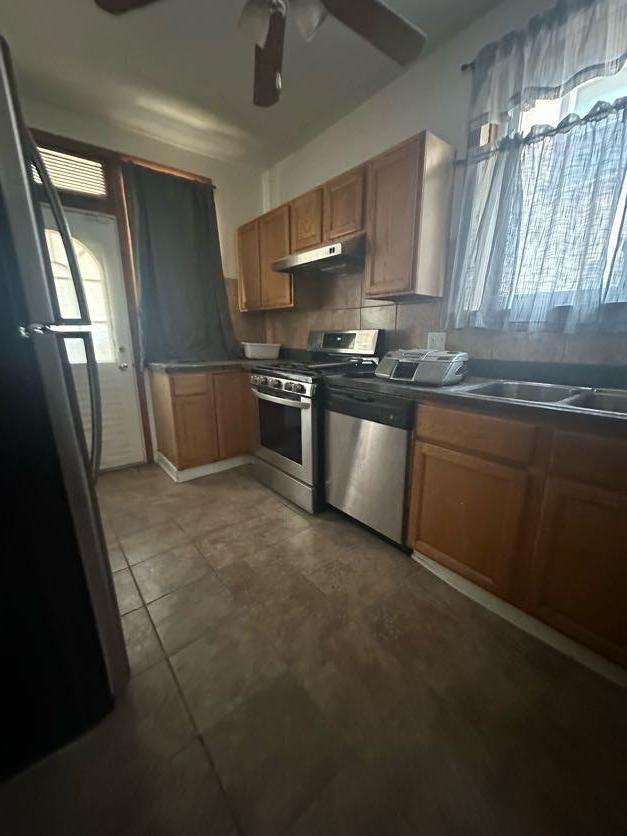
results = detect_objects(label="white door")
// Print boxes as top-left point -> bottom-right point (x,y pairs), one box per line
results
43,207 -> 146,470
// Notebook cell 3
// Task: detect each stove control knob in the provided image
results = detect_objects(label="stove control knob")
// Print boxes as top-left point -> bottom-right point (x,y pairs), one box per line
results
269,378 -> 282,389
284,381 -> 294,392
258,376 -> 268,386
291,383 -> 305,394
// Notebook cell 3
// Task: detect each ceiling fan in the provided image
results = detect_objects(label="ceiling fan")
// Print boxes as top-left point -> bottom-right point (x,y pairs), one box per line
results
94,0 -> 427,107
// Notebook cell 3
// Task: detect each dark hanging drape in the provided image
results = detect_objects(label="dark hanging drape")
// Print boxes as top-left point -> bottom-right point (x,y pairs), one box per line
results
124,163 -> 240,363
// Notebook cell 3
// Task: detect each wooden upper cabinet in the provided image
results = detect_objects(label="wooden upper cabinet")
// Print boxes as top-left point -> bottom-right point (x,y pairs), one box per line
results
323,166 -> 365,241
237,220 -> 261,311
366,131 -> 454,299
213,371 -> 259,459
290,188 -> 323,252
258,205 -> 293,309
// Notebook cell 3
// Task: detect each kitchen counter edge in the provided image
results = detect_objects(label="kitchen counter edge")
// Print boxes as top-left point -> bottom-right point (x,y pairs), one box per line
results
325,374 -> 627,427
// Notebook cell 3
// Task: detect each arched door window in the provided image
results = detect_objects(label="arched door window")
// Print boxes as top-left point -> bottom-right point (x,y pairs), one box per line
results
44,228 -> 115,363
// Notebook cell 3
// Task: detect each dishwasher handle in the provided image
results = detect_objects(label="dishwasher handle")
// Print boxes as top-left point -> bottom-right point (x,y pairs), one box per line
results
324,389 -> 414,429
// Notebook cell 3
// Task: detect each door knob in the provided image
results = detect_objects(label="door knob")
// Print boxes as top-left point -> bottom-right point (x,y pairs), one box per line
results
118,362 -> 129,370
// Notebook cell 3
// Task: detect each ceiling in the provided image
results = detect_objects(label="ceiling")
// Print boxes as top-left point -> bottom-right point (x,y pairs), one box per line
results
1,0 -> 501,168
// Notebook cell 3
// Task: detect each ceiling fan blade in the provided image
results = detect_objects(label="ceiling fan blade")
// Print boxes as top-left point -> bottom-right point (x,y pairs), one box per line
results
320,0 -> 426,65
94,0 -> 160,13
253,5 -> 286,107
290,0 -> 327,42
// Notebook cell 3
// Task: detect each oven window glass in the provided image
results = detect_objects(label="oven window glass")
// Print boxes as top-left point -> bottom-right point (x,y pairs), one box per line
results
258,399 -> 303,464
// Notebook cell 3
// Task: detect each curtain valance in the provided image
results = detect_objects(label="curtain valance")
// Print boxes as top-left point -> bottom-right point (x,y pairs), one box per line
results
470,0 -> 627,131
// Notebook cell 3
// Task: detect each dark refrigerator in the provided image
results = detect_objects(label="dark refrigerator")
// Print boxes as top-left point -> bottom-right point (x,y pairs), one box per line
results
0,36 -> 128,780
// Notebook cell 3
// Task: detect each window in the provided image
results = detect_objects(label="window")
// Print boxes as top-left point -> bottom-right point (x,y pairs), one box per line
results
450,69 -> 627,333
517,63 -> 627,135
44,228 -> 115,363
32,148 -> 107,198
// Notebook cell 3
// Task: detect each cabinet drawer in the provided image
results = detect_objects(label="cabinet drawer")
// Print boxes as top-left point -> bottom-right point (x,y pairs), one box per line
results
172,373 -> 209,397
415,403 -> 536,465
550,431 -> 627,493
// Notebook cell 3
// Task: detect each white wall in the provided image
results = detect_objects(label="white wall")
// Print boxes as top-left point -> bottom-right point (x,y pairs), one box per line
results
23,99 -> 264,278
265,0 -> 552,207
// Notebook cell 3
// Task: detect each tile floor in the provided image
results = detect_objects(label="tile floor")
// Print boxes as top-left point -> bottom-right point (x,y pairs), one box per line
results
3,463 -> 627,835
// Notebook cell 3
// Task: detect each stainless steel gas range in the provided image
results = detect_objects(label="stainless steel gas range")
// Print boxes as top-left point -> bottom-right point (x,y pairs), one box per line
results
249,329 -> 382,512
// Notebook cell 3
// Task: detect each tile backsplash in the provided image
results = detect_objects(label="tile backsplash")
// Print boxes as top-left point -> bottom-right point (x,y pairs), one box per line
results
228,273 -> 627,366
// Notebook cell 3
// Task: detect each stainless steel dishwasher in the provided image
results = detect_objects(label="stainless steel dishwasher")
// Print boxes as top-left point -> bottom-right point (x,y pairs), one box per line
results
323,387 -> 414,544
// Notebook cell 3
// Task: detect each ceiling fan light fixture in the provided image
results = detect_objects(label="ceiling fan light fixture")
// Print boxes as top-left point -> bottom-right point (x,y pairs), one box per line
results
239,0 -> 287,48
290,0 -> 327,42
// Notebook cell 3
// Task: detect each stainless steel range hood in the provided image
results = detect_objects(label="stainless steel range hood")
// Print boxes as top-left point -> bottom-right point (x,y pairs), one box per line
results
272,235 -> 365,275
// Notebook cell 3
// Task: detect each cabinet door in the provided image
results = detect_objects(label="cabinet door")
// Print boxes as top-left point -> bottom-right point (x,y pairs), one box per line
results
214,371 -> 259,459
237,220 -> 261,311
173,384 -> 219,469
529,477 -> 627,666
323,166 -> 365,241
290,188 -> 323,252
259,206 -> 293,309
365,137 -> 421,297
408,442 -> 527,596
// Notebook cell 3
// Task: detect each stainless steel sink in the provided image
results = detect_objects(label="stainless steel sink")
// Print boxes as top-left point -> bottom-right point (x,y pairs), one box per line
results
570,389 -> 627,413
462,380 -> 584,403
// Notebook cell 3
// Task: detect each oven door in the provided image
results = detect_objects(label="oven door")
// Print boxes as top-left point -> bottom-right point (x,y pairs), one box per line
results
252,388 -> 315,485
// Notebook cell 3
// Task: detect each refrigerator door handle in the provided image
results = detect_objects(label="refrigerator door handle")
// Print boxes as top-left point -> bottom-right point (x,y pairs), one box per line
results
37,327 -> 103,480
83,331 -> 103,479
26,133 -> 91,326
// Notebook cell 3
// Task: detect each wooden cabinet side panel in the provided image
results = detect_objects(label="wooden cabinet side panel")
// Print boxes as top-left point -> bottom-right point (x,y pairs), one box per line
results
529,477 -> 627,665
323,166 -> 365,241
365,137 -> 420,297
214,371 -> 259,459
237,220 -> 261,311
151,372 -> 178,466
259,205 -> 293,309
290,188 -> 323,252
414,133 -> 455,298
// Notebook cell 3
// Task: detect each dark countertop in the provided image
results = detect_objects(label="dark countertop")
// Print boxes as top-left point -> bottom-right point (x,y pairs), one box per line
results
148,360 -> 257,373
325,373 -> 627,426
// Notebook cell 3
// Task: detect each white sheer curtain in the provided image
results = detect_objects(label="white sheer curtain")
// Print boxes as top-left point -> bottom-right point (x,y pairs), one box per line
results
448,101 -> 627,332
470,0 -> 627,133
449,0 -> 627,333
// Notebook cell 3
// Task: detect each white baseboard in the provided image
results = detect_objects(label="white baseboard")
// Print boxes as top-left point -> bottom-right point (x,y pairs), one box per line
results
155,452 -> 253,483
412,551 -> 627,689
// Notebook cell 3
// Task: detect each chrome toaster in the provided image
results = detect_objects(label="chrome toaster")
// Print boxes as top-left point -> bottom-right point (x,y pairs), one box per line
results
375,349 -> 469,386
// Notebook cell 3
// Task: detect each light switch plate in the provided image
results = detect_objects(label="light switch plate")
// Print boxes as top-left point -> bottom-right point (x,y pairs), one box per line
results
427,331 -> 447,350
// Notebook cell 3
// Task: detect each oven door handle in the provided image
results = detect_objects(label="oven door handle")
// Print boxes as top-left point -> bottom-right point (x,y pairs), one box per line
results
251,388 -> 311,409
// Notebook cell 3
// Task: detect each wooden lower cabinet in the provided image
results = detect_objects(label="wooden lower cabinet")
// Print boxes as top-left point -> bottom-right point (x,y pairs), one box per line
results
408,442 -> 527,597
214,371 -> 259,459
151,370 -> 258,470
407,403 -> 627,666
173,393 -> 219,469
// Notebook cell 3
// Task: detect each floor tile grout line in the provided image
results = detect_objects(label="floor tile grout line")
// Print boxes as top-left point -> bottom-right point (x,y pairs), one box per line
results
141,595 -> 246,836
124,537 -> 204,572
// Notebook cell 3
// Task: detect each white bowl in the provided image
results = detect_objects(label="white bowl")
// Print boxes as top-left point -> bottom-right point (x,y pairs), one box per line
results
242,342 -> 281,360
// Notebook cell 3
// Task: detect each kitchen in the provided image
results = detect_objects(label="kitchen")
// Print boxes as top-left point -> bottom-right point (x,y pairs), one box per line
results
2,0 -> 627,834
